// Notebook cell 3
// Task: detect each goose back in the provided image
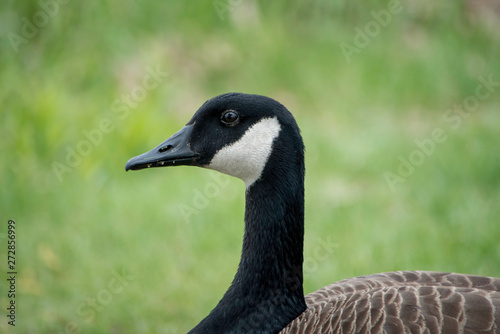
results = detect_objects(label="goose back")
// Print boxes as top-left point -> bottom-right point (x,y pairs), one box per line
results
281,271 -> 500,333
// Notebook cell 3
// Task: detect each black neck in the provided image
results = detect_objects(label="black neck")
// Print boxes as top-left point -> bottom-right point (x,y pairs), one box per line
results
189,139 -> 306,333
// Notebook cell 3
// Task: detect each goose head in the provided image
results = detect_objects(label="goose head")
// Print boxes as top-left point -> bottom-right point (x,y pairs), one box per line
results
125,93 -> 308,332
125,92 -> 303,188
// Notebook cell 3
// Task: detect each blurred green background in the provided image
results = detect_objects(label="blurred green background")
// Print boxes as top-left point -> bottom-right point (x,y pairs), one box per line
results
1,0 -> 500,333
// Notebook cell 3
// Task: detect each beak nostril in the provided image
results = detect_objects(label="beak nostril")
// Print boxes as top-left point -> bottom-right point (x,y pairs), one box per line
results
159,145 -> 173,153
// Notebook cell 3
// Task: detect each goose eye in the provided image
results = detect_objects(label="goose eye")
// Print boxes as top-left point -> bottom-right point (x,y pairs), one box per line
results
221,110 -> 240,126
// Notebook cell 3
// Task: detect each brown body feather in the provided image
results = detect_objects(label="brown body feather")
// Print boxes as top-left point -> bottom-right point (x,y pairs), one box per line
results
281,271 -> 500,334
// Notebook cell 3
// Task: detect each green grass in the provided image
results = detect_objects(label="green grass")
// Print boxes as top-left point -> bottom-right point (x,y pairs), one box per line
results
1,1 -> 500,333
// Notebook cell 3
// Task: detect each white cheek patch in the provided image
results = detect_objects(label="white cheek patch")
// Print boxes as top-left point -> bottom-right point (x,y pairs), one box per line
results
206,117 -> 281,188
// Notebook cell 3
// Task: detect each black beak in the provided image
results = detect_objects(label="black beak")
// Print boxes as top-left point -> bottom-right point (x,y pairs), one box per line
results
125,124 -> 198,171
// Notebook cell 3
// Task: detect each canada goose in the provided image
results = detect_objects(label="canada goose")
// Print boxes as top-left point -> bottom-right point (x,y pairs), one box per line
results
125,93 -> 500,333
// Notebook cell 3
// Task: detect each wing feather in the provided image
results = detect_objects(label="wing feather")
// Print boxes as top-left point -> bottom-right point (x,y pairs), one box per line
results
280,271 -> 500,334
